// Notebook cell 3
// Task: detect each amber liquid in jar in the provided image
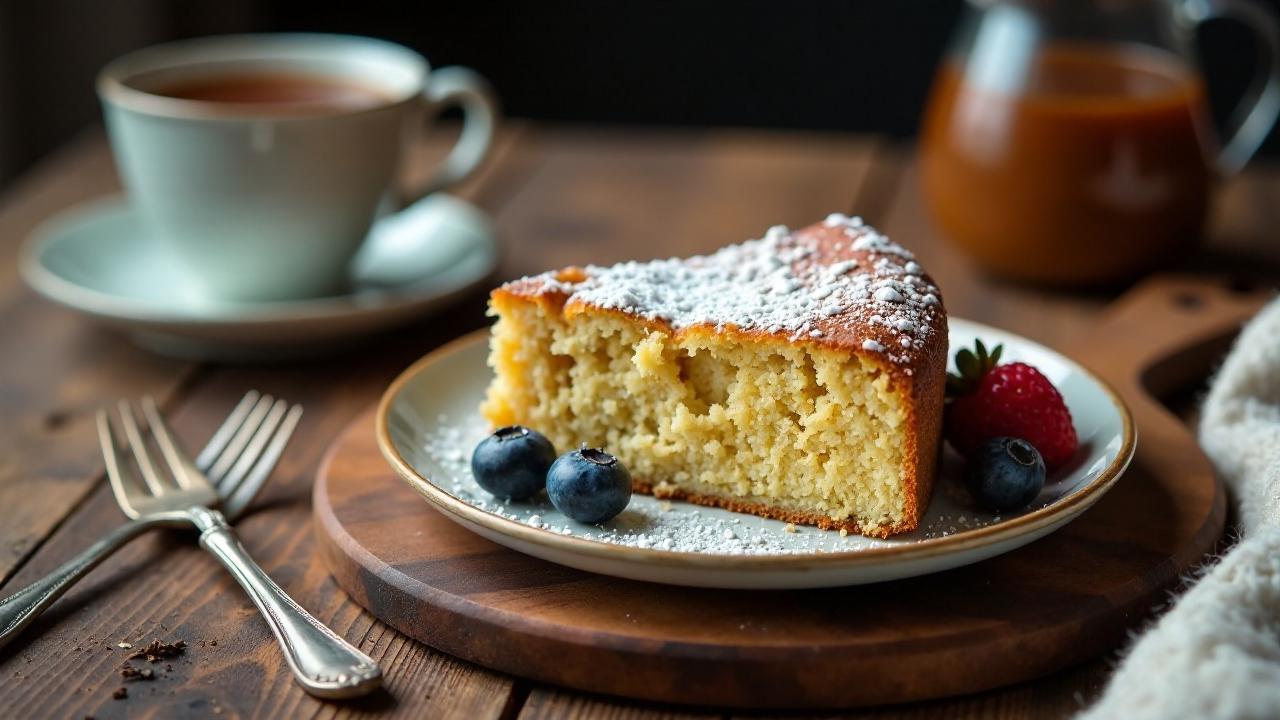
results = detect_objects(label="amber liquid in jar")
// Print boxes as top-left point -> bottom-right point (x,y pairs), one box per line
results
921,43 -> 1215,285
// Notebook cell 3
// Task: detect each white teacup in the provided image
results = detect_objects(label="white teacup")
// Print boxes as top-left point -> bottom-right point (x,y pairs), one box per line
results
98,33 -> 497,303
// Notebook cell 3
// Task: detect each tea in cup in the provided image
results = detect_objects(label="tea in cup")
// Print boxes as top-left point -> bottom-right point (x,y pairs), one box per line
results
98,33 -> 498,302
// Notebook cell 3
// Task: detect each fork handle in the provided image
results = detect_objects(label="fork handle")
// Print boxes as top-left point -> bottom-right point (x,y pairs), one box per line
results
189,507 -> 382,699
0,515 -> 178,649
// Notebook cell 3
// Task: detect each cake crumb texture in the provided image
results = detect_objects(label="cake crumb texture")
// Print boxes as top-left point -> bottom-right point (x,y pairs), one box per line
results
482,217 -> 946,537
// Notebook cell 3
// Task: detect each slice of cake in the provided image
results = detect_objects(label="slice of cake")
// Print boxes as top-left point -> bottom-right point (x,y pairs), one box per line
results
481,215 -> 947,537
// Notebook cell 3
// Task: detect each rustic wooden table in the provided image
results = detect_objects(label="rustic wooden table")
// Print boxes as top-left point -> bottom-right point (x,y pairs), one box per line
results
0,123 -> 1276,719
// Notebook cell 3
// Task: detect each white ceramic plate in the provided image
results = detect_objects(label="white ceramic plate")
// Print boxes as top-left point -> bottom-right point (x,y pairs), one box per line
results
377,320 -> 1135,589
20,194 -> 498,361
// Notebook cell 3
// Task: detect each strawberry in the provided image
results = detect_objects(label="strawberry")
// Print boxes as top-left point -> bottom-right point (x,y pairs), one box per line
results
944,340 -> 1078,469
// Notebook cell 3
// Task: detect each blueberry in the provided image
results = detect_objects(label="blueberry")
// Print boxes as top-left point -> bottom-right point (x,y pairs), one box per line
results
470,425 -> 556,500
546,448 -> 632,524
964,437 -> 1046,512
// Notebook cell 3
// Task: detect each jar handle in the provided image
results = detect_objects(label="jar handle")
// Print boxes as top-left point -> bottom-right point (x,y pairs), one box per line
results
1181,0 -> 1280,175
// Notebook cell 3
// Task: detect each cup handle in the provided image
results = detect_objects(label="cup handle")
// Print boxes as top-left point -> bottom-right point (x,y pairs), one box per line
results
1181,0 -> 1280,175
410,66 -> 500,200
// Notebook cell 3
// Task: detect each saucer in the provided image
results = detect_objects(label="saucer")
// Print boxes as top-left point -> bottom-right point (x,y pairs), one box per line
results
20,194 -> 499,361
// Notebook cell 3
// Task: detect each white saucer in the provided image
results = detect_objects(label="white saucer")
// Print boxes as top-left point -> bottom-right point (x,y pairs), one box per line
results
20,194 -> 499,361
377,321 -> 1135,589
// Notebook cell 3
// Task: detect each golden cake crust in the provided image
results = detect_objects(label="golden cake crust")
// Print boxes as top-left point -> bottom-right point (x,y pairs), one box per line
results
496,217 -> 945,368
490,216 -> 947,534
634,480 -> 917,539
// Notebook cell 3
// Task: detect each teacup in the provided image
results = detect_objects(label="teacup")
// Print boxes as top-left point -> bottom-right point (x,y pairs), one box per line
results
98,33 -> 498,303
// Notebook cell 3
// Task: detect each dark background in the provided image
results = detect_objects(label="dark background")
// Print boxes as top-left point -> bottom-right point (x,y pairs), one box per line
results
2,0 -> 1279,182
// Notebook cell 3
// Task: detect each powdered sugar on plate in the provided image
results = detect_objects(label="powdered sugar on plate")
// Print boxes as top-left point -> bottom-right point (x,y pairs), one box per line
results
420,413 -> 1015,556
383,316 -> 1126,586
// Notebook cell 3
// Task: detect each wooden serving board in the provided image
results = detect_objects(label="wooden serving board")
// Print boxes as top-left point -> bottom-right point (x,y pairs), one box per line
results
312,277 -> 1266,709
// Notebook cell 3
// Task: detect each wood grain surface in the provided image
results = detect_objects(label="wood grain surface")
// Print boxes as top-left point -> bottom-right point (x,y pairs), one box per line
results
311,276 -> 1262,710
0,125 -> 1275,719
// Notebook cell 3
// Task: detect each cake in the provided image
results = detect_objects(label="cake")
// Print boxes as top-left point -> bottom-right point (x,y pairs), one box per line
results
481,214 -> 947,537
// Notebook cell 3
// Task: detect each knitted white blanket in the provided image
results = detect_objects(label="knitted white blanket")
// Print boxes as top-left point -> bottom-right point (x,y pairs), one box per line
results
1080,298 -> 1280,720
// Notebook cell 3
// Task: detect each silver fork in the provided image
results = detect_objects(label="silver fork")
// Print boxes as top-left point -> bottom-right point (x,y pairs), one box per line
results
0,391 -> 287,650
96,395 -> 382,699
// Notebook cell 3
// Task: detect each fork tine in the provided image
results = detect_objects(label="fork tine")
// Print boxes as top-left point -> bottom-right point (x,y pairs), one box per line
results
117,400 -> 170,496
196,390 -> 261,472
96,410 -> 139,517
216,398 -> 287,498
141,396 -> 204,490
207,394 -> 274,484
223,404 -> 303,520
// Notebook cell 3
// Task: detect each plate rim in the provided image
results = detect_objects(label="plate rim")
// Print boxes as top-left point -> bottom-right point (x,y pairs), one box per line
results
375,320 -> 1136,571
18,194 -> 500,328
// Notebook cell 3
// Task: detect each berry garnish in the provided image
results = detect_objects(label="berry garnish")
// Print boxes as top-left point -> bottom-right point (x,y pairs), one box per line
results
964,436 -> 1046,512
470,425 -> 557,500
945,340 -> 1078,469
546,447 -> 632,524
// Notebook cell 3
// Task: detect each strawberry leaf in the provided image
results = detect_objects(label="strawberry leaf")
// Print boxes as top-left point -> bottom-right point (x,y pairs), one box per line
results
955,348 -> 978,379
946,339 -> 1006,400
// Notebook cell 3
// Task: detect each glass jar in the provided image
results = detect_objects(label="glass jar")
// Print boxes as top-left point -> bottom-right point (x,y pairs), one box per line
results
921,0 -> 1280,285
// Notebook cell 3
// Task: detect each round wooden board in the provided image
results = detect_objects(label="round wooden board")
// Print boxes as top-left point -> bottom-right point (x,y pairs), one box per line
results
313,278 -> 1258,709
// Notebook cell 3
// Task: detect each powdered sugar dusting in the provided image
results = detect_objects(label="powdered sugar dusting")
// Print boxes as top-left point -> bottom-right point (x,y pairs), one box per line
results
873,286 -> 904,303
510,215 -> 943,366
824,212 -> 864,228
